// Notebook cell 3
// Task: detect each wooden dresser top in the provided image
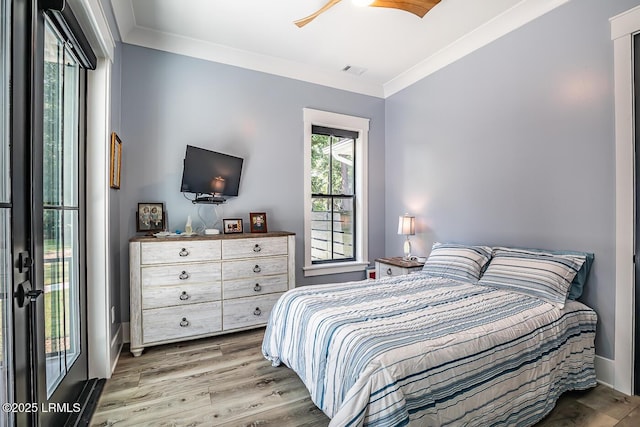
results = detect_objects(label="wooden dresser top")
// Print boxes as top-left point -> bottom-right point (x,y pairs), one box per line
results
130,231 -> 295,243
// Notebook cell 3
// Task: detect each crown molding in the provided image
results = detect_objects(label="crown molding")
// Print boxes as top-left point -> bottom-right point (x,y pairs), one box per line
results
124,25 -> 386,98
111,0 -> 568,99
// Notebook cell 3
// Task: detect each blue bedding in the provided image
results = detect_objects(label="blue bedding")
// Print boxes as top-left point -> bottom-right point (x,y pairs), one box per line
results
262,273 -> 597,426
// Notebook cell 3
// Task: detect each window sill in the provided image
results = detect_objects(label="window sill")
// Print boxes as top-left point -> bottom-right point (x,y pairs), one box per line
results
303,261 -> 369,277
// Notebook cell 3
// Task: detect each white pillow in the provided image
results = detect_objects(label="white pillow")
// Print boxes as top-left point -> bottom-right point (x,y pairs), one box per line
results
478,247 -> 586,308
422,242 -> 493,283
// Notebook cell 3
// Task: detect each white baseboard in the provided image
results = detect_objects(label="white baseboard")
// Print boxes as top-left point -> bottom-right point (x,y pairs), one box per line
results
109,324 -> 123,377
595,355 -> 615,388
122,321 -> 130,343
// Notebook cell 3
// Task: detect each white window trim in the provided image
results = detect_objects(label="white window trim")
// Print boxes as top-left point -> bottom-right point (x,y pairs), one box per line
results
68,0 -> 118,379
302,108 -> 369,277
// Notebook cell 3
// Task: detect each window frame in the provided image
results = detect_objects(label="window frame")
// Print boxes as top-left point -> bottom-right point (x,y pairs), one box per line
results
303,108 -> 369,277
42,17 -> 85,397
310,125 -> 357,264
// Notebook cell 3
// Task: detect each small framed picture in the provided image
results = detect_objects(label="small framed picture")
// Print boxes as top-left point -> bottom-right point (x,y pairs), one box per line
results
223,218 -> 243,234
137,202 -> 165,233
249,212 -> 268,233
110,132 -> 122,189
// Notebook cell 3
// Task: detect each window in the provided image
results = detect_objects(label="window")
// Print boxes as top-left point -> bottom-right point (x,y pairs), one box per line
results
43,18 -> 83,397
303,108 -> 369,276
310,126 -> 356,263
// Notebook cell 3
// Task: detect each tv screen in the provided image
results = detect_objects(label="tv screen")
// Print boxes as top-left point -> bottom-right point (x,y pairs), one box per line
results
180,145 -> 244,198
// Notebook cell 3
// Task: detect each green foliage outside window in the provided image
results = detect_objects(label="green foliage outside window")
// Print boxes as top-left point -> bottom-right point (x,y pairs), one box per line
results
311,133 -> 354,211
43,58 -> 61,236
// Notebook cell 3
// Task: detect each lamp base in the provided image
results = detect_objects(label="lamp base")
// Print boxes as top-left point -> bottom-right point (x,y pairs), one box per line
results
403,238 -> 412,260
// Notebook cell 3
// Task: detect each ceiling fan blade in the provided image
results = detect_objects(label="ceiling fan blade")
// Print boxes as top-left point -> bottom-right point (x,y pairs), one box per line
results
370,0 -> 441,18
294,0 -> 343,28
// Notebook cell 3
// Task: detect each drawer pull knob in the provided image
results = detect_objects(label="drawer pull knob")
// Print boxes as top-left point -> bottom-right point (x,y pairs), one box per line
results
179,291 -> 190,300
253,244 -> 262,252
253,307 -> 262,316
179,248 -> 190,257
254,283 -> 262,292
180,317 -> 190,327
253,265 -> 261,273
179,271 -> 190,280
386,268 -> 392,275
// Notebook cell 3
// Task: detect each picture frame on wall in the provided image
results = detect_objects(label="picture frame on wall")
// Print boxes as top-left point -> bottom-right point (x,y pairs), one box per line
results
249,212 -> 267,233
137,202 -> 165,233
223,218 -> 243,234
110,132 -> 122,189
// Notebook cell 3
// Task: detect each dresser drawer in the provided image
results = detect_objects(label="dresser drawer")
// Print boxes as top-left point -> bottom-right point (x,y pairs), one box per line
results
142,283 -> 221,309
222,237 -> 287,260
376,262 -> 406,278
142,302 -> 222,344
222,256 -> 288,281
140,240 -> 221,265
223,275 -> 288,299
223,294 -> 282,330
141,262 -> 221,287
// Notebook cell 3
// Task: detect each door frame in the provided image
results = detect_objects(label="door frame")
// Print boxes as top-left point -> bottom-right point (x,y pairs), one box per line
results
611,4 -> 640,396
10,0 -> 38,424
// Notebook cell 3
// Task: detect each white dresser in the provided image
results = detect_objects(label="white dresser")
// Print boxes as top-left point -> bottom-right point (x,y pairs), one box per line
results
129,232 -> 295,356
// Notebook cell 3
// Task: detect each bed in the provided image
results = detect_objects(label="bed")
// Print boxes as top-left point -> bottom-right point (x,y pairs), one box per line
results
262,244 -> 597,427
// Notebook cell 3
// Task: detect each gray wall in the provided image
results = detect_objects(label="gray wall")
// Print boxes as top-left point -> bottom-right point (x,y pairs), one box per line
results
118,44 -> 386,323
111,0 -> 637,359
385,0 -> 640,359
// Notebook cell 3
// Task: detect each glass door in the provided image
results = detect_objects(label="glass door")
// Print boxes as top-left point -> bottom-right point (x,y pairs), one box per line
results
34,15 -> 89,425
4,2 -> 93,424
42,18 -> 83,398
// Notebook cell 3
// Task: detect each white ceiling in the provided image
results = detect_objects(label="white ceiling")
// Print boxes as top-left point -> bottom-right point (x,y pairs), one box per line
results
110,0 -> 569,98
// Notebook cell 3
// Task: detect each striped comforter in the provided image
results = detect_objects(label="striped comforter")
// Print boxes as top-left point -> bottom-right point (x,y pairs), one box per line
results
262,273 -> 597,427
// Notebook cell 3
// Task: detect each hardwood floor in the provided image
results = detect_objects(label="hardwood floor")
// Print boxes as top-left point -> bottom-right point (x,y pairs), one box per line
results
91,328 -> 640,426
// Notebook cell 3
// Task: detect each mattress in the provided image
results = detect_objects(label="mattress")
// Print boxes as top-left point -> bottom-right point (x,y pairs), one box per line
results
262,272 -> 597,426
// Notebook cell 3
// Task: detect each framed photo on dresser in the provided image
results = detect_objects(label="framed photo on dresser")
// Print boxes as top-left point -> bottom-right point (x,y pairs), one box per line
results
249,212 -> 267,233
223,218 -> 243,234
136,202 -> 165,233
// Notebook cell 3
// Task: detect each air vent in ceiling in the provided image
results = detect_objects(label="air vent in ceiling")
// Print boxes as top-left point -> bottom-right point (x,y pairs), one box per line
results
342,65 -> 367,76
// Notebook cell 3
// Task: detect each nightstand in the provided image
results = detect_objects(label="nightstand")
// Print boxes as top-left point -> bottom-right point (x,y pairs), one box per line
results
375,257 -> 425,278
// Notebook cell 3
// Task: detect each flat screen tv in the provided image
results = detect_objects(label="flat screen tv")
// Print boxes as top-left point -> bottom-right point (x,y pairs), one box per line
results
180,145 -> 244,202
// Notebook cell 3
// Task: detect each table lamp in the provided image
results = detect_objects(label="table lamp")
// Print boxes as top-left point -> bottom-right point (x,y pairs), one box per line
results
398,214 -> 415,260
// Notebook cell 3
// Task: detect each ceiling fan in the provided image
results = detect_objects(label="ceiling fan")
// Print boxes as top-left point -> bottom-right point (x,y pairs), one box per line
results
294,0 -> 442,28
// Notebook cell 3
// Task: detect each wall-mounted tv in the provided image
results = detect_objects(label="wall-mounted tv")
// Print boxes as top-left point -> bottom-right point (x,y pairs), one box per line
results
180,145 -> 244,202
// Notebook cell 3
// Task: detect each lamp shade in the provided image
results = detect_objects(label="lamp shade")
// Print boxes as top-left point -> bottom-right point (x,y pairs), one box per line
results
397,214 -> 415,236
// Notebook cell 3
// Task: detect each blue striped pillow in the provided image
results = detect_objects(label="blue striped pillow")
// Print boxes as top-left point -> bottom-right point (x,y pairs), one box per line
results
478,247 -> 586,308
421,242 -> 493,283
